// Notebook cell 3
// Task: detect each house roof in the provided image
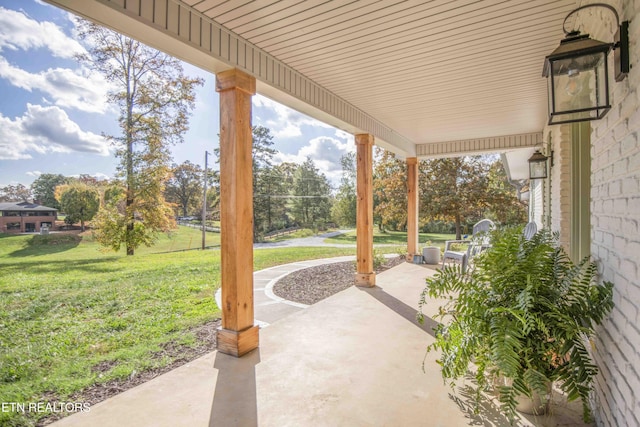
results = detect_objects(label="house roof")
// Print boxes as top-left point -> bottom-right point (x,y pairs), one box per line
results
0,202 -> 57,212
44,0 -> 579,159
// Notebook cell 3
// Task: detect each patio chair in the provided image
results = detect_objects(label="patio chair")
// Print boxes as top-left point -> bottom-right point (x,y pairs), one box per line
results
441,219 -> 495,273
523,221 -> 538,240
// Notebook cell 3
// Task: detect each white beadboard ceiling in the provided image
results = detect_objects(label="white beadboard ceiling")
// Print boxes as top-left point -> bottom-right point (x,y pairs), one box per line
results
45,0 -> 581,156
185,0 -> 577,145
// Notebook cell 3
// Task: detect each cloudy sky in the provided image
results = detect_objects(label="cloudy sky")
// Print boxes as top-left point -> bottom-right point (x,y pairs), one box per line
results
0,0 -> 355,189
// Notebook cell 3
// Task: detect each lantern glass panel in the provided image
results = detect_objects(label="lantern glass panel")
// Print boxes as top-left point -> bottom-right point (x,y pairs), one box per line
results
529,161 -> 547,180
548,51 -> 610,124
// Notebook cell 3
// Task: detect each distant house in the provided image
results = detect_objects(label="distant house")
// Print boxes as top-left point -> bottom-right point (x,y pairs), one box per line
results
0,202 -> 58,233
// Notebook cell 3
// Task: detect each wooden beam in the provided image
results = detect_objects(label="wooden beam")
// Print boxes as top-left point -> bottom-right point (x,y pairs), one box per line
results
216,68 -> 258,357
406,157 -> 419,259
355,134 -> 375,287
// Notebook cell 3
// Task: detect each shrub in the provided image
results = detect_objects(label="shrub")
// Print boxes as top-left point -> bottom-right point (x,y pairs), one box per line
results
418,227 -> 614,422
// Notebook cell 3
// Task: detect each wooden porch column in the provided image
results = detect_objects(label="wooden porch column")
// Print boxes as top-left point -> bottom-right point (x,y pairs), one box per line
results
355,134 -> 376,287
215,69 -> 258,357
407,157 -> 419,259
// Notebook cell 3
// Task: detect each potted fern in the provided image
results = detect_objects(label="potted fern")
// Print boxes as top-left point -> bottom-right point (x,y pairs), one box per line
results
418,227 -> 613,422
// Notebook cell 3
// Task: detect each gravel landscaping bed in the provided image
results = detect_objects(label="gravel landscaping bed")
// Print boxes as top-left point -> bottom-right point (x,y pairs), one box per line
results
273,256 -> 406,305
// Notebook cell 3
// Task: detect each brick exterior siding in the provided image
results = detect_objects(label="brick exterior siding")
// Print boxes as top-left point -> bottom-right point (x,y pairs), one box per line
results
547,123 -> 573,251
540,1 -> 638,424
0,214 -> 56,233
553,1 -> 640,425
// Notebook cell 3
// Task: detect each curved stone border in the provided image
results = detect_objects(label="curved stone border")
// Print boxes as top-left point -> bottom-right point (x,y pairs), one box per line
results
214,254 -> 400,328
263,268 -> 310,309
215,256 -> 357,328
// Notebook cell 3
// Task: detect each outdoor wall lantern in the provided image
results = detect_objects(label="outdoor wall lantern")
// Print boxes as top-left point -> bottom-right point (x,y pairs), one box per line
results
543,3 -> 629,125
528,150 -> 552,180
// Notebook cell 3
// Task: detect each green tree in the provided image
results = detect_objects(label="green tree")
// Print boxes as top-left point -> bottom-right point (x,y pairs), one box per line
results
255,168 -> 289,234
0,184 -> 32,203
214,125 -> 284,239
331,152 -> 357,227
419,156 -> 491,239
291,157 -> 332,228
165,161 -> 203,217
55,183 -> 100,231
204,169 -> 220,222
373,148 -> 407,231
76,20 -> 203,255
250,126 -> 281,237
72,174 -> 109,187
251,126 -> 278,171
275,162 -> 300,228
103,182 -> 125,206
31,174 -> 68,209
92,133 -> 176,252
275,162 -> 298,188
485,160 -> 528,225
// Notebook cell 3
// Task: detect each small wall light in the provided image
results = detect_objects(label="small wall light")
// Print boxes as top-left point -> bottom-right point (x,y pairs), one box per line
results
528,150 -> 551,180
543,3 -> 629,125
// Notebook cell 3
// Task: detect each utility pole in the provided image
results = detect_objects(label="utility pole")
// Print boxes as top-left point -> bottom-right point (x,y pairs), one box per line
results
202,150 -> 210,250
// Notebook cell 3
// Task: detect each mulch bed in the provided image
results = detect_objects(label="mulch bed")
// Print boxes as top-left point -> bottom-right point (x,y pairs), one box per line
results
273,255 -> 406,305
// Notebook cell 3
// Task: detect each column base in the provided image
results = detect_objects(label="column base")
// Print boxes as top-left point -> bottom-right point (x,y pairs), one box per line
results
216,325 -> 259,357
355,272 -> 376,287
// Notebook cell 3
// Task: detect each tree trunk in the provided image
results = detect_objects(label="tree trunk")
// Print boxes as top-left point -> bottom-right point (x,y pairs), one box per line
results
126,201 -> 134,255
125,57 -> 135,256
267,180 -> 272,230
125,133 -> 135,256
455,213 -> 462,240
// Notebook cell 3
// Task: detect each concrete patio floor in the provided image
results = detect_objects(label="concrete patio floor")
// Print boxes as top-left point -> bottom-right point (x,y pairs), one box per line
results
52,261 -> 591,427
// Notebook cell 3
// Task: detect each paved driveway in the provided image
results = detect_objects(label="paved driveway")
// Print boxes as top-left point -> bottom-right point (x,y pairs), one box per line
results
253,230 -> 354,249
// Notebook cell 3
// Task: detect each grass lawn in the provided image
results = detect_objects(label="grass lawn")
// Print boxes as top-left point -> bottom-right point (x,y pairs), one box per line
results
0,227 -> 356,426
324,229 -> 456,248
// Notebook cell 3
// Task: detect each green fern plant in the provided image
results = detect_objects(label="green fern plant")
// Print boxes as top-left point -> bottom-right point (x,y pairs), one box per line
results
418,227 -> 613,423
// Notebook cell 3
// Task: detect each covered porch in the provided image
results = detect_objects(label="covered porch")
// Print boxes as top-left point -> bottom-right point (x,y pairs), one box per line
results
52,260 -> 590,427
42,0 -> 640,425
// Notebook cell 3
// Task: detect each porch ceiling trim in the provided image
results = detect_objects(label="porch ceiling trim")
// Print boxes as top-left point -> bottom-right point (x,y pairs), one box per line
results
44,0 -> 415,156
416,132 -> 543,159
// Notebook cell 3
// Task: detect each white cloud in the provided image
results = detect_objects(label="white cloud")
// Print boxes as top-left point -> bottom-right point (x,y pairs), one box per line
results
334,129 -> 354,144
0,6 -> 85,58
0,57 -> 110,113
0,104 -> 109,160
275,136 -> 354,186
26,170 -> 42,177
92,172 -> 110,180
70,172 -> 111,181
253,94 -> 331,139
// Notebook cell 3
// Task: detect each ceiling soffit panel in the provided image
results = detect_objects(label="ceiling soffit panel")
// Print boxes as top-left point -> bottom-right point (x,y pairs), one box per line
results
44,0 -> 416,156
193,0 -> 578,146
416,132 -> 542,158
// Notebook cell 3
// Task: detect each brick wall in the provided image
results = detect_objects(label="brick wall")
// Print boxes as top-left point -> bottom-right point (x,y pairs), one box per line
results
577,1 -> 640,425
547,123 -> 572,250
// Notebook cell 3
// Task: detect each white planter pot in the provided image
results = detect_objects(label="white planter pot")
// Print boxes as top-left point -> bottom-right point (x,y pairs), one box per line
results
515,386 -> 551,415
422,246 -> 441,264
492,376 -> 551,416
